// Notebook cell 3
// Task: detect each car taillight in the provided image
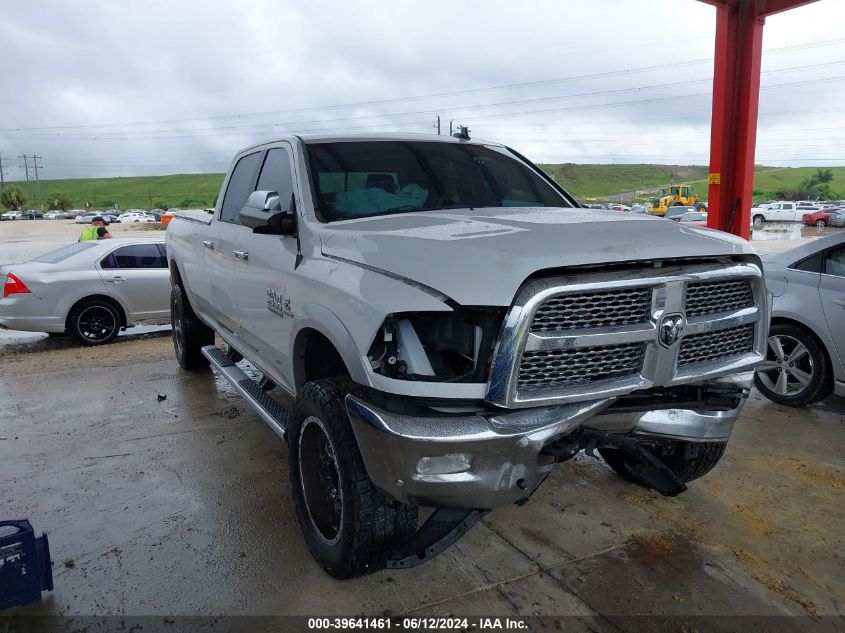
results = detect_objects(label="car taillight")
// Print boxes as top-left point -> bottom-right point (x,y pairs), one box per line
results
3,273 -> 31,298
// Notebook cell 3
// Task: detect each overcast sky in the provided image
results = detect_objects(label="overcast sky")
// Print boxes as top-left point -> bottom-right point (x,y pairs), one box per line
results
1,0 -> 844,181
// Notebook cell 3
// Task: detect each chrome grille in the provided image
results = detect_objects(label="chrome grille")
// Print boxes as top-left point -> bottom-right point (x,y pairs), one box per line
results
486,263 -> 766,409
518,343 -> 643,390
685,279 -> 753,318
531,287 -> 652,332
678,324 -> 754,367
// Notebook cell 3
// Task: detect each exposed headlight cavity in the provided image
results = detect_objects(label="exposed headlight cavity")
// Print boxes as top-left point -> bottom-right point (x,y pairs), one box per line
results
368,308 -> 505,382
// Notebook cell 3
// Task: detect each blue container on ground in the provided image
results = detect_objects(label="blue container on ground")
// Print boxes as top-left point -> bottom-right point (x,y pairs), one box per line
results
0,520 -> 53,610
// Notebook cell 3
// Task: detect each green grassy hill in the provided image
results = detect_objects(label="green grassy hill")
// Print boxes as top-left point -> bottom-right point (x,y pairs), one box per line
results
3,164 -> 843,210
538,164 -> 712,199
7,173 -> 226,210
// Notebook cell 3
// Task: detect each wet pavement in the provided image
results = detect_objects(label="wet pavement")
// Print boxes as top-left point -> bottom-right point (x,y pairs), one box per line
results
0,219 -> 843,628
0,330 -> 842,628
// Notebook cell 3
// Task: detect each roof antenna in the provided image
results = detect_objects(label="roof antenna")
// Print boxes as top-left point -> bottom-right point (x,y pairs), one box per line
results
452,125 -> 471,140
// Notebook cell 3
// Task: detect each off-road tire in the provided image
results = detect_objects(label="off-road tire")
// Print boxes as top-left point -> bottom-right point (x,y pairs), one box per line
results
600,440 -> 726,484
754,323 -> 832,406
289,378 -> 418,579
68,298 -> 122,346
171,283 -> 214,370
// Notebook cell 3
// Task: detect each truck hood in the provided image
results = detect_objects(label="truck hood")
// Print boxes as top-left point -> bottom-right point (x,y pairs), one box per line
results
319,207 -> 756,306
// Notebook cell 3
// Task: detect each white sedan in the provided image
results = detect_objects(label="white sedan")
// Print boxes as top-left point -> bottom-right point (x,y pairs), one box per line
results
0,238 -> 171,345
1,211 -> 23,220
119,212 -> 155,223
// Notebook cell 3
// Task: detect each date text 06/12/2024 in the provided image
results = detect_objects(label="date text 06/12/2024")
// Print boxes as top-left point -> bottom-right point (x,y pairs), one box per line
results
307,617 -> 529,630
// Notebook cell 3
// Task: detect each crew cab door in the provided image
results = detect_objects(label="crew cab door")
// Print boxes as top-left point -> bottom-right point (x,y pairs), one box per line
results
765,203 -> 784,221
780,202 -> 798,221
207,151 -> 263,337
233,144 -> 299,391
819,244 -> 845,369
98,242 -> 170,321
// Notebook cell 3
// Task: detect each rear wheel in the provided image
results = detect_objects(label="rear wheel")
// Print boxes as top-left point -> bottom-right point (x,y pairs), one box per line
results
601,440 -> 726,484
290,379 -> 418,579
171,283 -> 214,370
754,323 -> 832,406
753,214 -> 765,227
68,299 -> 121,346
815,219 -> 826,228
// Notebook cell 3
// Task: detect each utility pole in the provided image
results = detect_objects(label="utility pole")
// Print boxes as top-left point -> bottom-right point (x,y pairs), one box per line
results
433,115 -> 441,135
0,151 -> 7,188
449,120 -> 454,136
32,155 -> 43,207
18,155 -> 30,182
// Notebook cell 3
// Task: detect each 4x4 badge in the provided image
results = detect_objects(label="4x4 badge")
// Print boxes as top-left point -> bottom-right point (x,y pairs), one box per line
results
659,314 -> 685,347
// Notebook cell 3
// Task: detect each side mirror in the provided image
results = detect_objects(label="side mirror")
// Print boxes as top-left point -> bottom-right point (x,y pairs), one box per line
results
239,190 -> 296,235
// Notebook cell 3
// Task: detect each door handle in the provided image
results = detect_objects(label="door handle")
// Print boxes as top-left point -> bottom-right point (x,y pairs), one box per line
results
202,240 -> 215,249
834,299 -> 845,308
106,276 -> 126,283
233,250 -> 249,261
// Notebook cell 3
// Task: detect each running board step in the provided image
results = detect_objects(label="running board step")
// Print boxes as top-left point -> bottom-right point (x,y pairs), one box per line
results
202,345 -> 289,440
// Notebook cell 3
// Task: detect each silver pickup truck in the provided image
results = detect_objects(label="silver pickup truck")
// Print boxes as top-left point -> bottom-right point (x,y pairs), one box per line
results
166,133 -> 768,578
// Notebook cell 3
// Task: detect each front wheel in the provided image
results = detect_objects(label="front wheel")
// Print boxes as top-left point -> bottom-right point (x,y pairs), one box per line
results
290,379 -> 418,579
754,323 -> 832,406
601,440 -> 726,484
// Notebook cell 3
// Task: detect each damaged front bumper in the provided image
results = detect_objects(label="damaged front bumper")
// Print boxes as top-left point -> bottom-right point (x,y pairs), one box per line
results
345,373 -> 752,509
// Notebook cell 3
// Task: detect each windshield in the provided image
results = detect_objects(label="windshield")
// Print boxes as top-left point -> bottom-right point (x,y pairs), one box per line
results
305,140 -> 571,222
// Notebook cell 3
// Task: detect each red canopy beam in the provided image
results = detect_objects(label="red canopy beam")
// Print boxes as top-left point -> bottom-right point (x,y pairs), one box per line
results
697,0 -> 818,239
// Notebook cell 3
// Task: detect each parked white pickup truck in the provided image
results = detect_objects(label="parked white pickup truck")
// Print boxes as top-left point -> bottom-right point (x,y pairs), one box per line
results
166,133 -> 768,578
752,201 -> 803,225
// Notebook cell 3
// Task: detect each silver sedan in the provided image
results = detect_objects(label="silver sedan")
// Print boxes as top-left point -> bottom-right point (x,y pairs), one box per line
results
0,238 -> 171,345
755,232 -> 845,405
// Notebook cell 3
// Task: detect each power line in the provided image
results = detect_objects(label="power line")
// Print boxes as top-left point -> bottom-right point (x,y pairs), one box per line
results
3,70 -> 843,144
2,36 -> 844,134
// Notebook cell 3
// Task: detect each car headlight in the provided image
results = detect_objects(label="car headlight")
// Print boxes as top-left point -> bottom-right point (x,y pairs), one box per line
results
367,308 -> 505,382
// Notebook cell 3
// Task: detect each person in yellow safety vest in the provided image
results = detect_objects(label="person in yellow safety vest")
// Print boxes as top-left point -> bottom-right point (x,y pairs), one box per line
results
78,216 -> 113,242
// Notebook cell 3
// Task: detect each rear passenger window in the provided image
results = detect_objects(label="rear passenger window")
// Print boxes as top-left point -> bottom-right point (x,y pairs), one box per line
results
101,244 -> 167,269
220,152 -> 261,224
789,253 -> 822,273
256,148 -> 295,208
824,246 -> 845,278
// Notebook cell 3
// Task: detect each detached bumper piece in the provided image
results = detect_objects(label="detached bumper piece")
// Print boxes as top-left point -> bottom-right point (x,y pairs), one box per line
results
0,520 -> 54,610
387,508 -> 486,569
541,429 -> 688,497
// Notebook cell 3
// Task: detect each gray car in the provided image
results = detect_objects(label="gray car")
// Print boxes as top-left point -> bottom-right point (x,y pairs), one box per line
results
827,210 -> 845,227
0,238 -> 170,345
755,232 -> 845,405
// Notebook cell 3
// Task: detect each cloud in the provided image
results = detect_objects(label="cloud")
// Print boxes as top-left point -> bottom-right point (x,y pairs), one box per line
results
1,0 -> 843,181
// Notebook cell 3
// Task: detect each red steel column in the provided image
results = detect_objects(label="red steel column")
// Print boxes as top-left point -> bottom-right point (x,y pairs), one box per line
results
706,0 -> 764,239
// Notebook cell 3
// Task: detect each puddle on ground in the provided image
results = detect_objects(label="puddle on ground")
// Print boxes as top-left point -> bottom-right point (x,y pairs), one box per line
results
751,223 -> 841,242
0,323 -> 171,354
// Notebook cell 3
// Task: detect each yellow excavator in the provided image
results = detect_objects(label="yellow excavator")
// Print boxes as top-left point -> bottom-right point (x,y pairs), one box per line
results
650,184 -> 706,216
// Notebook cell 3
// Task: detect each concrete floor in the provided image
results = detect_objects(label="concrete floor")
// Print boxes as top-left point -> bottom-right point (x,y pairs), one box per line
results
1,330 -> 843,629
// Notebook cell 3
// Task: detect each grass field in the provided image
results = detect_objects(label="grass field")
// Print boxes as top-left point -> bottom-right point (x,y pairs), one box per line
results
3,164 -> 843,209
6,173 -> 226,210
